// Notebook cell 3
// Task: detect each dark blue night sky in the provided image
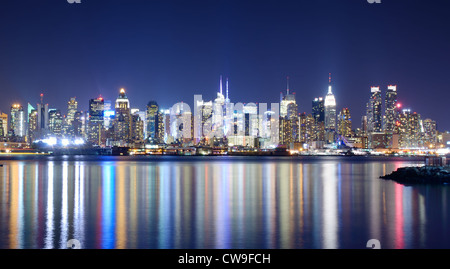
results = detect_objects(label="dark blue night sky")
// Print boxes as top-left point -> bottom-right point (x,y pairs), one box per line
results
0,0 -> 449,130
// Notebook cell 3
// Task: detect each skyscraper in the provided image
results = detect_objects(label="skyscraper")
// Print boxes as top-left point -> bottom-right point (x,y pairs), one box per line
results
10,104 -> 25,140
305,114 -> 316,144
223,77 -> 233,138
312,97 -> 324,123
67,96 -> 77,124
361,115 -> 368,135
88,97 -> 104,145
212,76 -> 226,138
312,97 -> 325,143
0,112 -> 8,139
163,109 -> 171,144
422,118 -> 437,147
131,112 -> 144,144
114,88 -> 131,145
244,104 -> 258,138
37,94 -> 49,134
147,101 -> 162,143
73,111 -> 83,137
195,98 -> 214,143
398,109 -> 421,148
27,108 -> 37,143
299,112 -> 308,143
48,109 -> 63,137
367,86 -> 382,133
287,102 -> 299,143
278,77 -> 297,146
324,74 -> 336,143
280,76 -> 296,118
337,108 -> 352,138
279,116 -> 292,146
170,103 -> 191,142
384,85 -> 398,133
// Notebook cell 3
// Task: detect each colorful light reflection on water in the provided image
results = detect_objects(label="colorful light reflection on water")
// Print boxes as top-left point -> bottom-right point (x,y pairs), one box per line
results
0,156 -> 449,249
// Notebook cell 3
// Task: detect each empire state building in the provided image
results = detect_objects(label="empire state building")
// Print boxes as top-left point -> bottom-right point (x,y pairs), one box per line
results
324,73 -> 336,143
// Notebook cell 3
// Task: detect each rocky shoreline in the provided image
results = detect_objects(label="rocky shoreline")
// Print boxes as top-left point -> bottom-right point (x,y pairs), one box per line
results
380,166 -> 450,184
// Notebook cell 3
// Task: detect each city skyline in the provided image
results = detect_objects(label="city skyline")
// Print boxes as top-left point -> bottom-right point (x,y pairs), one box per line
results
0,75 -> 445,154
0,1 -> 449,130
1,77 -> 443,132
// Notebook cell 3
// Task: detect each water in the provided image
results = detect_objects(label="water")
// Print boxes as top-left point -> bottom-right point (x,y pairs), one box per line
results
0,155 -> 449,249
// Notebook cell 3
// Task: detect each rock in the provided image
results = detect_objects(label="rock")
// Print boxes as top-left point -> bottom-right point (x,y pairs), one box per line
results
380,165 -> 450,185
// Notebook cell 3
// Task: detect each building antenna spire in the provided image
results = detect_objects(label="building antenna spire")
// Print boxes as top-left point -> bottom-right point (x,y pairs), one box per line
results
226,77 -> 229,101
220,75 -> 223,95
328,73 -> 332,94
287,76 -> 290,95
40,93 -> 44,104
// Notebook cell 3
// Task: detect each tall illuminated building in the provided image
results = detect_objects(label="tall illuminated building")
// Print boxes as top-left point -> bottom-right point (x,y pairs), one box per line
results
312,97 -> 325,142
195,99 -> 213,143
81,111 -> 87,139
170,103 -> 191,142
184,111 -> 193,142
0,112 -> 8,139
398,109 -> 421,148
212,76 -> 226,138
64,97 -> 78,137
367,86 -> 382,133
409,112 -> 421,148
422,118 -> 437,146
27,107 -> 37,143
223,77 -> 233,138
67,97 -> 77,124
384,85 -> 398,133
228,105 -> 244,146
48,109 -> 63,137
88,97 -> 104,146
244,104 -> 258,138
305,114 -> 316,144
73,111 -> 83,137
114,88 -> 131,145
279,117 -> 292,146
361,115 -> 368,135
299,112 -> 307,143
278,77 -> 297,146
259,110 -> 273,146
280,76 -> 296,118
102,100 -> 115,131
156,109 -> 165,143
37,93 -> 49,134
337,108 -> 352,138
10,104 -> 25,140
131,113 -> 144,143
146,101 -> 163,143
312,97 -> 324,123
163,109 -> 172,144
397,109 -> 409,148
287,102 -> 299,143
133,109 -> 147,140
324,74 -> 336,143
244,104 -> 258,147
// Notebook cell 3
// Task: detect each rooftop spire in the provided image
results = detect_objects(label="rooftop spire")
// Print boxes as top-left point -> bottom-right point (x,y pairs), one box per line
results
220,75 -> 223,95
226,77 -> 229,100
287,76 -> 290,95
328,73 -> 333,94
